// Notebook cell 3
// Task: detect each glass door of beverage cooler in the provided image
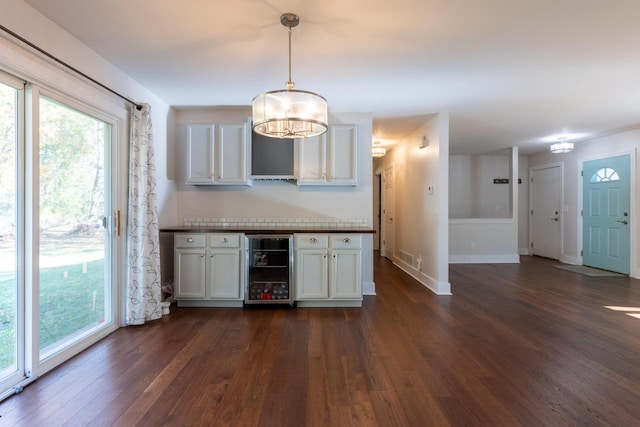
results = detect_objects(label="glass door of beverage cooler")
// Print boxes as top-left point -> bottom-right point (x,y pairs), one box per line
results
245,235 -> 293,305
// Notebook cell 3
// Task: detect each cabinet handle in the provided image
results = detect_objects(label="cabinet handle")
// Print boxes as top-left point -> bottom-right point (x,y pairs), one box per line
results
210,254 -> 214,258
200,254 -> 204,258
310,237 -> 317,243
221,237 -> 228,243
343,238 -> 351,243
187,238 -> 194,243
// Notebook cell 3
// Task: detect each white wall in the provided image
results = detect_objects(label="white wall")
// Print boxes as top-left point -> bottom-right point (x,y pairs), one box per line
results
1,0 -> 176,229
449,153 -> 511,218
518,155 -> 530,254
528,129 -> 640,278
449,148 -> 519,264
374,113 -> 450,294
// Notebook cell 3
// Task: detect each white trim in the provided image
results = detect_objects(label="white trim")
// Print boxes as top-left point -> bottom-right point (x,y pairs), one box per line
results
178,300 -> 244,308
448,218 -> 514,225
0,72 -> 27,396
362,281 -> 376,295
393,259 -> 452,295
449,254 -> 520,264
297,300 -> 363,308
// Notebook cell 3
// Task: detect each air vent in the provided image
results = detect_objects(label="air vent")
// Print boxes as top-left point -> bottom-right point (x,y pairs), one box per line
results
399,250 -> 414,266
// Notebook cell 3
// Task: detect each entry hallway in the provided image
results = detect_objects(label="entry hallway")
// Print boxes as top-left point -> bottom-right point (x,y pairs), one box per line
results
1,255 -> 640,426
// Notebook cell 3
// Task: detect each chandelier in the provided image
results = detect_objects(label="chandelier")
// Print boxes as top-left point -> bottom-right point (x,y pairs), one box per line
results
550,137 -> 574,153
252,13 -> 328,139
372,141 -> 387,157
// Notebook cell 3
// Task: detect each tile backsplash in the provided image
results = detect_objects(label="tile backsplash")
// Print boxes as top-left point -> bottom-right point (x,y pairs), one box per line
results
183,217 -> 368,229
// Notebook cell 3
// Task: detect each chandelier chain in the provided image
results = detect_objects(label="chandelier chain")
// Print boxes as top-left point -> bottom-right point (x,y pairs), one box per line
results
287,25 -> 294,89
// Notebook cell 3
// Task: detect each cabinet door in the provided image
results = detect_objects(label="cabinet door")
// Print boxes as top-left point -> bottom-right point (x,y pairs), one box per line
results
296,249 -> 329,299
217,123 -> 248,184
186,124 -> 215,184
207,248 -> 242,299
328,125 -> 357,185
174,249 -> 206,298
330,249 -> 361,299
297,133 -> 327,184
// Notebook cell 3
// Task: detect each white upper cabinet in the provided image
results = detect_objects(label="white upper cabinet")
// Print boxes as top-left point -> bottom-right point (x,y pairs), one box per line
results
186,123 -> 249,185
217,123 -> 248,184
328,125 -> 358,185
297,124 -> 358,186
186,124 -> 215,185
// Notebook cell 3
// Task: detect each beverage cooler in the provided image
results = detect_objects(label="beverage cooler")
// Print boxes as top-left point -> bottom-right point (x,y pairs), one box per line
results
245,235 -> 293,305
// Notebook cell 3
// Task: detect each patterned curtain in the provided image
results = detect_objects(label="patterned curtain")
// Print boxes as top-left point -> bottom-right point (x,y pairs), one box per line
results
126,104 -> 162,325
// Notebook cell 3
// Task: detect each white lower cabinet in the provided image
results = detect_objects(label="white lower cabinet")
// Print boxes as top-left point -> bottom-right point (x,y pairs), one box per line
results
295,234 -> 362,304
174,233 -> 243,305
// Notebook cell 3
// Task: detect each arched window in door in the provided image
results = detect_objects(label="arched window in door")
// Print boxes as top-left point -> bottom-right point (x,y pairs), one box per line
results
590,167 -> 620,183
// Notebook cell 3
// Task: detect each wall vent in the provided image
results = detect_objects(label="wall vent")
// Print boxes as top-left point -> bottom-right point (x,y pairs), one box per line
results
399,250 -> 414,266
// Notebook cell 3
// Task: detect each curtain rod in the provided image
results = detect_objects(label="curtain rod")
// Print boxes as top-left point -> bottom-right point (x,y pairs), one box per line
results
0,23 -> 142,110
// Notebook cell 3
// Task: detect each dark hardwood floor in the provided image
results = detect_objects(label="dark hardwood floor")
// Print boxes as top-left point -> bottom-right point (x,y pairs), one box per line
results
2,254 -> 640,426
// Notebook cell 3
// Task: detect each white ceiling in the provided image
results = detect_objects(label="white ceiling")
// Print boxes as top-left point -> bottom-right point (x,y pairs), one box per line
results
24,0 -> 640,154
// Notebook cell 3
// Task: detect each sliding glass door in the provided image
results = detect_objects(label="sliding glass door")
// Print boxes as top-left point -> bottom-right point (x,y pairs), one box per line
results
37,95 -> 113,361
0,77 -> 23,390
1,81 -> 120,400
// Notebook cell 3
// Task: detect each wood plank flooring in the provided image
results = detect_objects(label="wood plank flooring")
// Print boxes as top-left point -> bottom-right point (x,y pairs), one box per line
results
2,254 -> 640,426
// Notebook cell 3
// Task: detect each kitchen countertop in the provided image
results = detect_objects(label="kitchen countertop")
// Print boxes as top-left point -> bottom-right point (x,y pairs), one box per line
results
160,226 -> 375,234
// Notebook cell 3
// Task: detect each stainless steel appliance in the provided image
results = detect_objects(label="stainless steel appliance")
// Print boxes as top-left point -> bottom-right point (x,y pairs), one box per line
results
245,235 -> 293,305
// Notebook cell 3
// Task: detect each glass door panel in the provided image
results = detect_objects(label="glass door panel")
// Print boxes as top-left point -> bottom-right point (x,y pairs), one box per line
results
0,82 -> 19,384
38,96 -> 112,359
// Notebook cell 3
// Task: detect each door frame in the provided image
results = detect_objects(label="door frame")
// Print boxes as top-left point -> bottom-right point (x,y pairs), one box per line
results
529,162 -> 564,260
381,166 -> 394,260
26,84 -> 124,378
578,149 -> 636,276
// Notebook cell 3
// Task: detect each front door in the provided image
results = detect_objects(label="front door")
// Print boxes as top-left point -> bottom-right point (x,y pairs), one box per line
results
583,155 -> 631,274
531,165 -> 562,259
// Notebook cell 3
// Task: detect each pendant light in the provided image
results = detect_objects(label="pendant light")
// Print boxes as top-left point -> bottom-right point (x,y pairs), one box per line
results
252,13 -> 328,139
372,141 -> 387,157
550,136 -> 574,153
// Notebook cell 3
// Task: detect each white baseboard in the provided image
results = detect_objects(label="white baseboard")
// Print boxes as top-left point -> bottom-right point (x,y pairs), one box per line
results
559,254 -> 579,265
449,253 -> 520,264
297,300 -> 362,307
392,258 -> 451,295
177,300 -> 244,308
363,281 -> 376,295
519,247 -> 531,255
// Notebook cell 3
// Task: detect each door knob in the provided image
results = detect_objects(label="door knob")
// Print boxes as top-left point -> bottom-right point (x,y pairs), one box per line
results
617,220 -> 629,225
551,217 -> 559,222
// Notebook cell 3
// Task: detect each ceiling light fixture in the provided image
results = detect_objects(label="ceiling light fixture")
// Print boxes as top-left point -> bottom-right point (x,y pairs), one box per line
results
550,137 -> 574,154
372,141 -> 387,158
252,13 -> 328,139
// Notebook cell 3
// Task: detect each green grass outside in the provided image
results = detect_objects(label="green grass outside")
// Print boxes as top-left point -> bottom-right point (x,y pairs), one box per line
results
0,259 -> 105,369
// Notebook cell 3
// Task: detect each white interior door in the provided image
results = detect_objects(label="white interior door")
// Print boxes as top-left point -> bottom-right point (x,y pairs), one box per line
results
382,166 -> 394,260
531,165 -> 562,259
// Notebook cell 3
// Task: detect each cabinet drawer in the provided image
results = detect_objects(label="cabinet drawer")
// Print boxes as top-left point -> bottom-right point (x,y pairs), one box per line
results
330,235 -> 362,249
175,234 -> 206,248
208,233 -> 241,248
294,234 -> 329,249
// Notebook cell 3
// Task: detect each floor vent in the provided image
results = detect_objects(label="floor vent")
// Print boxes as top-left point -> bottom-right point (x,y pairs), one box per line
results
399,250 -> 414,266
